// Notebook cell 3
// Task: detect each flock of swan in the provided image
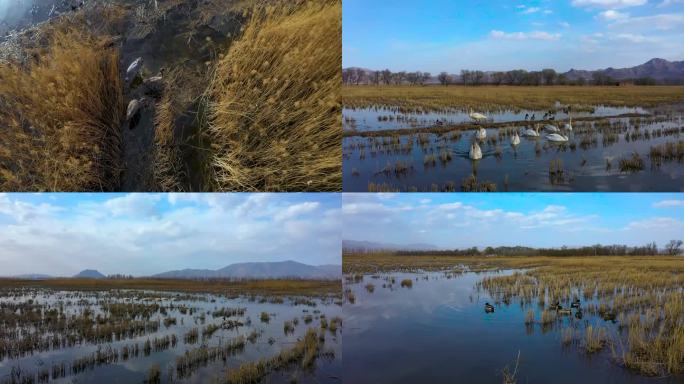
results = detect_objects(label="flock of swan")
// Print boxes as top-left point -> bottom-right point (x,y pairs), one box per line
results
467,110 -> 573,160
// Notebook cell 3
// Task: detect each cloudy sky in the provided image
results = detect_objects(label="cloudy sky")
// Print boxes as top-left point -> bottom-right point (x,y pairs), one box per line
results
0,193 -> 341,277
343,0 -> 684,72
343,193 -> 684,249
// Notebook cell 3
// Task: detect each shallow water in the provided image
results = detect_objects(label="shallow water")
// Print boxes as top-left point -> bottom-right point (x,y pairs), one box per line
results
0,289 -> 342,384
343,105 -> 648,132
344,113 -> 684,192
343,270 -> 680,384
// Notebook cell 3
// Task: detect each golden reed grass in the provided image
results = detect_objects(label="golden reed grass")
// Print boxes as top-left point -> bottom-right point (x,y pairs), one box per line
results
206,0 -> 342,191
0,28 -> 123,191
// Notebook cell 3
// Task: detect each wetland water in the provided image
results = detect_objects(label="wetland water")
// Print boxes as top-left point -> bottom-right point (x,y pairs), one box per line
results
343,270 -> 681,384
343,105 -> 684,192
0,288 -> 342,383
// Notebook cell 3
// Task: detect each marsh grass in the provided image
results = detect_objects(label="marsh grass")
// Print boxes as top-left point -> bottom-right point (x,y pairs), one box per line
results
342,85 -> 684,112
225,328 -> 329,383
206,0 -> 342,191
0,28 -> 123,191
0,278 -> 341,297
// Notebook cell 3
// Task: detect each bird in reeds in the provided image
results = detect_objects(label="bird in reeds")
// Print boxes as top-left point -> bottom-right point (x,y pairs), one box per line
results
469,108 -> 488,123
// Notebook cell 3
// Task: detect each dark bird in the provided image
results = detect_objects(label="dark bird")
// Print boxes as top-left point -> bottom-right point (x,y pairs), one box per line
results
484,302 -> 495,313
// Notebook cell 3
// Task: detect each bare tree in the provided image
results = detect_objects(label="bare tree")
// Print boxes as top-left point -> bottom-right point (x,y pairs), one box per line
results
381,69 -> 392,85
438,72 -> 452,86
541,69 -> 557,86
665,240 -> 683,256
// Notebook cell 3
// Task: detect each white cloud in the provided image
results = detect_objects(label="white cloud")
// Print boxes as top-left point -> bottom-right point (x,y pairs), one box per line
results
0,194 -> 340,276
608,13 -> 684,30
104,194 -> 162,217
598,9 -> 630,20
658,0 -> 684,7
610,33 -> 657,43
626,217 -> 684,230
275,202 -> 320,221
490,30 -> 561,41
571,0 -> 647,8
560,21 -> 571,28
653,199 -> 684,208
521,7 -> 541,14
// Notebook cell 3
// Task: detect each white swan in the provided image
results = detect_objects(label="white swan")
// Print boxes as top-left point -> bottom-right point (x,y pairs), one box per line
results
511,132 -> 520,146
563,116 -> 573,131
522,125 -> 540,137
469,142 -> 483,160
544,124 -> 560,133
475,127 -> 487,140
546,133 -> 569,142
469,108 -> 488,123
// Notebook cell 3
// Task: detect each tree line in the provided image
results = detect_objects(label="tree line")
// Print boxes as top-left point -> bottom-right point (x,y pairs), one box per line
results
343,67 -> 665,86
344,240 -> 683,257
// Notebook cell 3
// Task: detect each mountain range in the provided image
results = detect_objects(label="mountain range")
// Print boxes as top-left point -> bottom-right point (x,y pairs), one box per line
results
152,261 -> 341,280
6,261 -> 341,280
565,58 -> 684,81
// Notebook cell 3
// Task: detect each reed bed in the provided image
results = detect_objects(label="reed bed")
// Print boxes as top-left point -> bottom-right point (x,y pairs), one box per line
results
343,85 -> 684,112
0,28 -> 123,191
206,0 -> 342,191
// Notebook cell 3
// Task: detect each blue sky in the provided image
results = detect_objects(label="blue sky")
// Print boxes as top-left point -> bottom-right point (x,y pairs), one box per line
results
342,193 -> 684,249
343,0 -> 684,72
0,193 -> 341,276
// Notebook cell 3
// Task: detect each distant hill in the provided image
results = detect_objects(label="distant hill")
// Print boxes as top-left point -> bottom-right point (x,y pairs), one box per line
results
153,261 -> 341,280
342,239 -> 439,251
73,269 -> 105,279
564,58 -> 684,82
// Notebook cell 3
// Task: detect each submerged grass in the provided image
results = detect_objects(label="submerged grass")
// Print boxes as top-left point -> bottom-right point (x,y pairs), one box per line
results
206,0 -> 342,191
0,28 -> 123,191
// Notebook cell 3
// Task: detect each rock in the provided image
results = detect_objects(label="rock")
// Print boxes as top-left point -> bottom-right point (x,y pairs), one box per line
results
143,76 -> 164,98
126,99 -> 140,121
125,57 -> 144,84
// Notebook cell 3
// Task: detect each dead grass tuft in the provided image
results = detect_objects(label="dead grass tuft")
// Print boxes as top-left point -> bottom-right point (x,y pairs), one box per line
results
0,28 -> 123,191
206,0 -> 342,191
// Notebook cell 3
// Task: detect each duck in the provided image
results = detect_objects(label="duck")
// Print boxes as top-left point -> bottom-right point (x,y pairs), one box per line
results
469,108 -> 488,123
469,142 -> 483,160
546,133 -> 569,142
549,301 -> 561,310
485,302 -> 495,312
522,125 -> 540,137
557,308 -> 572,316
511,133 -> 521,146
475,127 -> 487,140
525,113 -> 529,121
575,309 -> 583,320
571,298 -> 581,308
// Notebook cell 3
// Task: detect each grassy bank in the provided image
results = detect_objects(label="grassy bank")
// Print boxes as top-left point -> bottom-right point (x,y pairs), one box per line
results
0,278 -> 341,296
206,0 -> 341,191
0,27 -> 124,191
342,85 -> 684,111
